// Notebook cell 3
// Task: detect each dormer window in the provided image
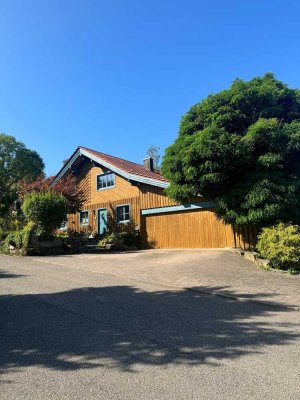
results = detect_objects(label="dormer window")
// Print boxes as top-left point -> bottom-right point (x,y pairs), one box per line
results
97,172 -> 115,190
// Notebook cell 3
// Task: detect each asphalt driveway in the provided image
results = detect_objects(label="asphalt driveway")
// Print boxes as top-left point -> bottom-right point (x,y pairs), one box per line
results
0,250 -> 299,399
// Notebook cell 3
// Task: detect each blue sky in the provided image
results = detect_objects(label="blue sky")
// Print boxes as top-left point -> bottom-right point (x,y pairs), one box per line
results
1,0 -> 300,175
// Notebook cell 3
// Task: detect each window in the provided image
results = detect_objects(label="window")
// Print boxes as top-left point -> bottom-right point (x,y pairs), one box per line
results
97,173 -> 115,190
116,205 -> 130,223
80,211 -> 89,225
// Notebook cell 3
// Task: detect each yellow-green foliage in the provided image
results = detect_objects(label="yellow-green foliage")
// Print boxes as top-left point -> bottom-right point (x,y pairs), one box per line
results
22,221 -> 34,249
4,222 -> 34,253
22,191 -> 68,235
98,233 -> 119,247
257,223 -> 300,271
4,231 -> 23,250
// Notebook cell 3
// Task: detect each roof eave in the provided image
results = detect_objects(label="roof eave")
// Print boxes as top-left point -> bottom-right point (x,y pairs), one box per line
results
52,147 -> 169,189
52,148 -> 81,186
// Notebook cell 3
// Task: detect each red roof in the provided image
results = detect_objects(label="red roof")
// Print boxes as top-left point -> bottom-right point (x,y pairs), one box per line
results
80,146 -> 169,182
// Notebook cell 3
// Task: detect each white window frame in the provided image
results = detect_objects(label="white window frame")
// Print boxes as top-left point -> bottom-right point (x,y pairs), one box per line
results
116,204 -> 130,224
79,210 -> 89,226
96,172 -> 115,191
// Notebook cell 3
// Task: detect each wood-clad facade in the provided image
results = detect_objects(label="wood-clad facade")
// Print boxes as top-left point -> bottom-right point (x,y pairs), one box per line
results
57,147 -> 253,249
67,161 -> 142,233
139,184 -> 177,209
141,209 -> 236,249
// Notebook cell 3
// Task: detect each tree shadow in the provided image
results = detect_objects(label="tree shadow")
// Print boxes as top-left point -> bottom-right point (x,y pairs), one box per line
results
0,270 -> 24,279
184,285 -> 299,308
0,285 -> 298,379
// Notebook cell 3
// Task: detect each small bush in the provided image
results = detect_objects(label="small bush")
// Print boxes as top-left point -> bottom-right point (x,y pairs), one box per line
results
22,191 -> 68,235
56,230 -> 69,239
21,222 -> 34,249
0,212 -> 26,239
257,223 -> 300,272
98,231 -> 140,249
3,222 -> 34,253
118,231 -> 140,248
5,231 -> 23,249
98,233 -> 119,247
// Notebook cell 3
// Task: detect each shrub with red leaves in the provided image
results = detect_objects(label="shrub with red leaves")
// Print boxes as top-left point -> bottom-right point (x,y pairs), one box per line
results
18,174 -> 85,213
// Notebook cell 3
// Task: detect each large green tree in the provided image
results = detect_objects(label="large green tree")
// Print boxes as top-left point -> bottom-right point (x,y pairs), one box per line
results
0,133 -> 45,216
161,73 -> 300,227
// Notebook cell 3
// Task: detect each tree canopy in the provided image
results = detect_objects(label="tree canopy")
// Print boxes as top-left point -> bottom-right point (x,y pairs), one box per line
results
0,133 -> 45,217
18,174 -> 86,213
146,145 -> 161,169
161,73 -> 300,227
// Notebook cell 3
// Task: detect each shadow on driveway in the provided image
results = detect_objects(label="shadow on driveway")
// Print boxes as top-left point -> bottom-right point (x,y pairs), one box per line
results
0,270 -> 25,279
0,284 -> 298,377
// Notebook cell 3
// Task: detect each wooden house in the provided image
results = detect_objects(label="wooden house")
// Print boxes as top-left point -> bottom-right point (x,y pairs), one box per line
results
54,146 -> 246,249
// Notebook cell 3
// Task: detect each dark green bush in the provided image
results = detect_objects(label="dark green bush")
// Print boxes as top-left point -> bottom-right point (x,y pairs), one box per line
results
257,223 -> 300,272
22,191 -> 68,235
98,231 -> 140,249
118,231 -> 140,248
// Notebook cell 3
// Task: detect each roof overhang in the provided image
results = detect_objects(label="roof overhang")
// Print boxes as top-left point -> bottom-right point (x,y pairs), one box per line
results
141,201 -> 215,215
53,147 -> 170,189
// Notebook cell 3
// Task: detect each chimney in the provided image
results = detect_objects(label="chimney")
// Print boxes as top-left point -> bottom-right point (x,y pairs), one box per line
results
143,157 -> 154,171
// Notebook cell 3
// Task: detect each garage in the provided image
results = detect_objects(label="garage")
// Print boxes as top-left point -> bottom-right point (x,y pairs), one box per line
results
141,204 -> 235,249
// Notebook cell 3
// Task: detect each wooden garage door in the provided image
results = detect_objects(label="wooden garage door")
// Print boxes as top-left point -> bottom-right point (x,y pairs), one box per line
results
142,208 -> 235,249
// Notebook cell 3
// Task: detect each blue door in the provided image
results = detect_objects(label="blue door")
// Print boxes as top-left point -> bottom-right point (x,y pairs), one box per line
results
98,208 -> 108,235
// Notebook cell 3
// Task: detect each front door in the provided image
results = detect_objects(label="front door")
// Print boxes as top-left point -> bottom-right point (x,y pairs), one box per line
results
97,208 -> 108,235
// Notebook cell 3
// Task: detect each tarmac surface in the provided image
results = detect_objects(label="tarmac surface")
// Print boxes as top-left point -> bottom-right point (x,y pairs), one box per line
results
0,250 -> 299,399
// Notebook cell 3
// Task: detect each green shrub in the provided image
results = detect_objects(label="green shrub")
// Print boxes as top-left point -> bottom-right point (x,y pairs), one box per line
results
98,231 -> 140,249
0,212 -> 25,239
22,191 -> 68,235
0,226 -> 5,240
22,222 -> 34,249
257,223 -> 300,271
118,231 -> 140,248
3,222 -> 34,253
56,230 -> 69,239
98,232 -> 119,247
5,231 -> 23,249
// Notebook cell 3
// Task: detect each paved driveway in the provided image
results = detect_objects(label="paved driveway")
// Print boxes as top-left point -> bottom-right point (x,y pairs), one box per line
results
32,249 -> 300,309
0,250 -> 299,399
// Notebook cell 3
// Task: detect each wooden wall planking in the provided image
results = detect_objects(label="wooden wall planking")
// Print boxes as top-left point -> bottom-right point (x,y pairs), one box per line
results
233,225 -> 258,250
142,209 -> 236,249
75,162 -> 140,207
76,161 -> 92,205
68,196 -> 141,234
90,165 -> 140,204
139,184 -> 178,209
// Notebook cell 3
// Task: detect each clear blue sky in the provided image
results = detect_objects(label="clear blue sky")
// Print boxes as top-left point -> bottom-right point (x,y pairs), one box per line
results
1,0 -> 300,176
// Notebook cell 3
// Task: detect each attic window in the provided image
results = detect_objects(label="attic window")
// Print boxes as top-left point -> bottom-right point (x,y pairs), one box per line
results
97,173 -> 115,190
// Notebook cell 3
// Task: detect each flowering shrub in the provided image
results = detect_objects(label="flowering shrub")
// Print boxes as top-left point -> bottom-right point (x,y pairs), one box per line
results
257,223 -> 300,272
